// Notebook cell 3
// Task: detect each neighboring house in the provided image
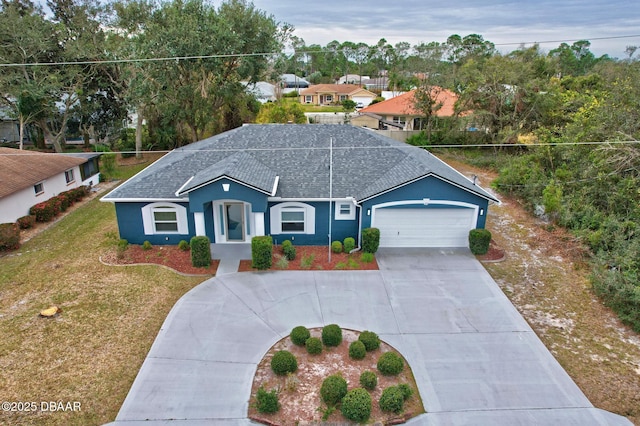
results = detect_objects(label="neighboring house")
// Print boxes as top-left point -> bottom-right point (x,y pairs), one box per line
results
280,74 -> 310,89
0,148 -> 96,223
352,88 -> 459,131
101,124 -> 498,249
244,81 -> 277,103
336,74 -> 370,85
299,84 -> 376,107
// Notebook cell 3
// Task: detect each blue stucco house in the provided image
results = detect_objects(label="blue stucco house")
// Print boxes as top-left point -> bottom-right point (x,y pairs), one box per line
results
101,124 -> 498,250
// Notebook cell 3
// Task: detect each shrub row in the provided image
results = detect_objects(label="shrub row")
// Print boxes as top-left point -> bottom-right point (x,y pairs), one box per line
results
28,186 -> 90,223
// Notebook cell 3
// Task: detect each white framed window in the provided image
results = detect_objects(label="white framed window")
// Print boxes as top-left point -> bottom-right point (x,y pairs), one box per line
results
270,202 -> 315,234
325,95 -> 333,103
64,168 -> 75,184
142,203 -> 188,235
34,182 -> 44,195
339,95 -> 347,101
305,95 -> 313,103
335,201 -> 355,220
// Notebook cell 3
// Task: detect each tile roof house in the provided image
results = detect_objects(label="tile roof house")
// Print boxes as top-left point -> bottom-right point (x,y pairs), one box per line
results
0,148 -> 100,223
299,84 -> 377,107
352,88 -> 459,131
101,124 -> 498,250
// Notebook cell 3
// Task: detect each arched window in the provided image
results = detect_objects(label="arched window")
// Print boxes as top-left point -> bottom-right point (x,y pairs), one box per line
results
142,203 -> 188,235
269,202 -> 315,235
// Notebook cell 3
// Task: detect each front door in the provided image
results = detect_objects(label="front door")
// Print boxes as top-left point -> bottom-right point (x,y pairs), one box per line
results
225,202 -> 245,241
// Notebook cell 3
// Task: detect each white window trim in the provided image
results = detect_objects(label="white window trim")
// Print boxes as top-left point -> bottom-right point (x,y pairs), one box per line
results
34,182 -> 44,195
335,201 -> 355,220
305,95 -> 313,104
270,202 -> 315,235
64,168 -> 75,184
142,202 -> 188,235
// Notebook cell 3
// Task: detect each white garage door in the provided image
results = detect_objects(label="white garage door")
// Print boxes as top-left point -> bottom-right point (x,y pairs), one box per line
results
373,208 -> 476,247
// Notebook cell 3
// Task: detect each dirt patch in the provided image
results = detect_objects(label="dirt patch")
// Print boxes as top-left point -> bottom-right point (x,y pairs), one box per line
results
441,154 -> 640,424
101,244 -> 218,276
239,246 -> 379,272
249,328 -> 424,425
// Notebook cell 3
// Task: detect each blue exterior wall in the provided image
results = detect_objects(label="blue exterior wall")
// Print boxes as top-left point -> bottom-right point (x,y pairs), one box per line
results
188,178 -> 268,213
266,201 -> 359,246
114,202 -> 194,245
360,176 -> 490,229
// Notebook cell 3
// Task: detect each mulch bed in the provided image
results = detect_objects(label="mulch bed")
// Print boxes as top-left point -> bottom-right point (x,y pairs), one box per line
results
102,245 -> 219,276
239,245 -> 379,272
476,240 -> 506,262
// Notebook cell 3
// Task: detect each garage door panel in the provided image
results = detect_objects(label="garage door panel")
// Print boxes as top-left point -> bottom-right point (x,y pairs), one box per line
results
373,208 -> 476,248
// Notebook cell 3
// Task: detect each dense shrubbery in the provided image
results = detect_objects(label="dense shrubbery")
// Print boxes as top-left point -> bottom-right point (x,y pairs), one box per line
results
362,227 -> 380,254
178,240 -> 190,251
0,223 -> 20,251
321,324 -> 342,347
290,326 -> 310,346
270,350 -> 297,375
255,386 -> 279,413
320,374 -> 347,406
343,237 -> 355,253
305,337 -> 322,355
349,340 -> 366,360
377,351 -> 404,376
358,330 -> 380,351
190,236 -> 211,267
469,229 -> 492,255
340,388 -> 371,422
28,186 -> 89,222
281,239 -> 296,260
17,215 -> 35,229
331,240 -> 342,253
252,236 -> 273,269
359,370 -> 377,390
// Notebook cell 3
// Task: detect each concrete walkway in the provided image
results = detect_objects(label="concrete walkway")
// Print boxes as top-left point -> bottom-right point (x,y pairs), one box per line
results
106,248 -> 631,425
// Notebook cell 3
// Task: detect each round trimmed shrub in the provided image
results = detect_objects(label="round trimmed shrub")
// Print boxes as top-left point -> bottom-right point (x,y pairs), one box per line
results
320,374 -> 348,406
305,337 -> 322,355
469,228 -> 492,255
358,330 -> 380,351
255,386 -> 279,413
321,324 -> 343,347
270,350 -> 298,375
341,388 -> 371,422
379,386 -> 404,414
331,240 -> 343,253
362,227 -> 380,254
290,326 -> 310,346
349,340 -> 366,360
398,383 -> 413,400
359,370 -> 377,390
142,240 -> 152,250
282,240 -> 296,260
343,237 -> 356,253
377,351 -> 404,376
178,240 -> 190,251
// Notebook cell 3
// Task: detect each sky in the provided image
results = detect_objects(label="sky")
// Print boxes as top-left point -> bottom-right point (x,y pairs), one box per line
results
250,0 -> 640,58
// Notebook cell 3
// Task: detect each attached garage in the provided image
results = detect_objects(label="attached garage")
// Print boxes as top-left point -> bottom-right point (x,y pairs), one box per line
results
372,205 -> 477,248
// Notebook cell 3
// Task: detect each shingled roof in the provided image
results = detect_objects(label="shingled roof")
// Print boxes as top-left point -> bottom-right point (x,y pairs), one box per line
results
360,88 -> 458,117
0,148 -> 86,199
102,124 -> 497,203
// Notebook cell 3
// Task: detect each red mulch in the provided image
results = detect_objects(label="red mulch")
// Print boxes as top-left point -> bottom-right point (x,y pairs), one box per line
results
238,245 -> 379,272
102,245 -> 218,275
476,240 -> 506,262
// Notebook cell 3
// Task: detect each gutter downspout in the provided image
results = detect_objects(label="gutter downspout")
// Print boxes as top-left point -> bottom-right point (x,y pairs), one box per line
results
350,201 -> 363,254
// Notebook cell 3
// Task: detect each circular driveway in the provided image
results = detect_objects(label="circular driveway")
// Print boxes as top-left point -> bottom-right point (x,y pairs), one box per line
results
108,249 -> 630,425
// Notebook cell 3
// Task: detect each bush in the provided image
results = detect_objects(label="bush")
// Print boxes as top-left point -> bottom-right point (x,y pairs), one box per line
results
349,340 -> 366,360
190,236 -> 211,267
331,240 -> 343,253
17,215 -> 36,229
398,383 -> 414,400
358,330 -> 380,351
320,374 -> 348,406
341,388 -> 371,422
469,228 -> 492,255
117,239 -> 129,251
142,240 -> 152,250
290,326 -> 310,346
0,223 -> 20,251
55,194 -> 70,212
270,350 -> 297,375
255,386 -> 279,413
321,324 -> 342,347
379,386 -> 405,414
362,227 -> 380,254
343,237 -> 356,253
29,200 -> 58,222
305,337 -> 322,355
251,236 -> 273,270
281,240 -> 296,260
359,370 -> 377,390
377,351 -> 404,376
360,252 -> 374,263
178,240 -> 190,251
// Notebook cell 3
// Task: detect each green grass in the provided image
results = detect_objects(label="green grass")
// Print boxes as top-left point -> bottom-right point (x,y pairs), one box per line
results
0,155 -> 203,425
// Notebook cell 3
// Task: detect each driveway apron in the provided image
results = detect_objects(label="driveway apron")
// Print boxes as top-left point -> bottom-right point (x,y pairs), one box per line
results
107,248 -> 631,425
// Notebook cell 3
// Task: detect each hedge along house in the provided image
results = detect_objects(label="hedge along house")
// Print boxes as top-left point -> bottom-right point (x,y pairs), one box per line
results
101,124 -> 498,252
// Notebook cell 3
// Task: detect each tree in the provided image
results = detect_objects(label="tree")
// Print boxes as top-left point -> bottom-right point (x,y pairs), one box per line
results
255,101 -> 306,124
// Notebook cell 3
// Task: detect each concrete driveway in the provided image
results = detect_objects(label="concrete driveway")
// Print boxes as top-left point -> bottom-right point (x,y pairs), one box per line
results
107,248 -> 630,425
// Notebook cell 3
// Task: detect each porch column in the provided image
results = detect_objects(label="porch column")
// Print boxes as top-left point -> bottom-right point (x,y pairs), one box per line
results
253,212 -> 265,236
194,212 -> 206,236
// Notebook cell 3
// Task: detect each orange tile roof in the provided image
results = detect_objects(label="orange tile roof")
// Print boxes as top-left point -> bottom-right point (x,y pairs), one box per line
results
299,84 -> 372,96
360,88 -> 458,117
0,148 -> 86,198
